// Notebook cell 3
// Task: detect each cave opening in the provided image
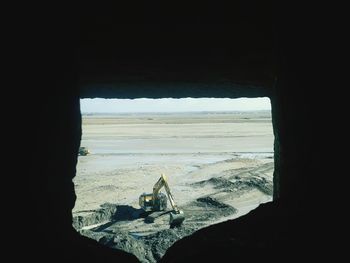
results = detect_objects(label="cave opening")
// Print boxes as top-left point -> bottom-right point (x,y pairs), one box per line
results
37,5 -> 334,260
73,97 -> 275,262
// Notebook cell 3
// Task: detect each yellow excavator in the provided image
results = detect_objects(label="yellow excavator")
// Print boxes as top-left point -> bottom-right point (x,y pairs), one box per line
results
139,173 -> 185,227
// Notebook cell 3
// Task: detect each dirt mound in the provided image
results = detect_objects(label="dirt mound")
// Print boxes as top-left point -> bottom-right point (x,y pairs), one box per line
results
243,177 -> 273,195
142,227 -> 196,261
74,198 -> 237,262
197,196 -> 234,209
193,177 -> 236,189
73,203 -> 144,230
100,232 -> 151,262
183,196 -> 237,223
79,217 -> 197,262
192,174 -> 273,196
73,203 -> 117,229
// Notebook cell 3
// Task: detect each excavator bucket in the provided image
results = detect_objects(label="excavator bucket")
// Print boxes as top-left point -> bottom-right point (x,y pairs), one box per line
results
169,210 -> 185,227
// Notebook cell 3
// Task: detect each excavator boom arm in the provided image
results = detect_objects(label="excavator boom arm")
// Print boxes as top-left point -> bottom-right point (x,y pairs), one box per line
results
152,173 -> 180,213
161,174 -> 180,213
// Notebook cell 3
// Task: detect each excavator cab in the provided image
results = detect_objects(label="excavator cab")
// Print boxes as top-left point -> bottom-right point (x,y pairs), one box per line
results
139,192 -> 167,211
139,173 -> 185,227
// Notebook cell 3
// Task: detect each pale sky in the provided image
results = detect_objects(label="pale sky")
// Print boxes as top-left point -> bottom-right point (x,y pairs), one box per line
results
80,97 -> 271,113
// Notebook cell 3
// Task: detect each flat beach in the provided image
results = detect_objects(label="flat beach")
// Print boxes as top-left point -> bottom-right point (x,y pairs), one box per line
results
73,111 -> 274,262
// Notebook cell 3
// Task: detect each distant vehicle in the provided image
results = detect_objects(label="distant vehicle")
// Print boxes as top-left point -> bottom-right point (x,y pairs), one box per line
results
79,147 -> 90,156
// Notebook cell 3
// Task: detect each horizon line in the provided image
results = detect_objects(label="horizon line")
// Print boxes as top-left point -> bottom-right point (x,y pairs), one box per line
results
81,110 -> 271,114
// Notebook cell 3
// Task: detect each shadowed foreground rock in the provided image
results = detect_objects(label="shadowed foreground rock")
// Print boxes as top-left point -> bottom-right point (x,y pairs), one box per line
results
160,201 -> 311,262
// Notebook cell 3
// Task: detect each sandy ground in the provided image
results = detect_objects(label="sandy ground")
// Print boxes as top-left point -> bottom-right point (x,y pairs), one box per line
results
73,112 -> 274,262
